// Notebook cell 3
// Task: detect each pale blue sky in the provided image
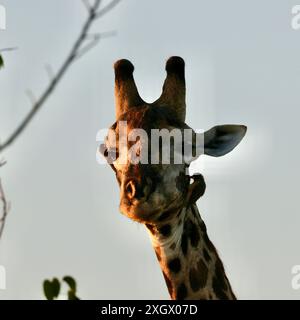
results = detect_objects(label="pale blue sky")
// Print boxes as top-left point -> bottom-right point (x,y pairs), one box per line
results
0,0 -> 300,299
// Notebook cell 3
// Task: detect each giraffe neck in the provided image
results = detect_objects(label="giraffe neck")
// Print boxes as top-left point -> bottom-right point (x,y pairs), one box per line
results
146,203 -> 236,300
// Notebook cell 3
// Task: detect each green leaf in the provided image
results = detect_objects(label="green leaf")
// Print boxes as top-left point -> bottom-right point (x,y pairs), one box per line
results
67,290 -> 80,300
43,278 -> 61,300
43,280 -> 53,300
0,55 -> 4,69
63,276 -> 77,292
51,278 -> 61,298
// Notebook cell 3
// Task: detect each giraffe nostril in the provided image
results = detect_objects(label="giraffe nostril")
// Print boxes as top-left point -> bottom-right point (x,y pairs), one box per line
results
124,178 -> 149,200
125,180 -> 136,199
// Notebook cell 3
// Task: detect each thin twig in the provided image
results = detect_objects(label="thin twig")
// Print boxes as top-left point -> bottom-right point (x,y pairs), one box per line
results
74,34 -> 101,62
0,179 -> 9,240
0,0 -> 121,153
74,31 -> 116,61
0,47 -> 18,53
82,0 -> 91,11
0,160 -> 6,167
96,0 -> 122,18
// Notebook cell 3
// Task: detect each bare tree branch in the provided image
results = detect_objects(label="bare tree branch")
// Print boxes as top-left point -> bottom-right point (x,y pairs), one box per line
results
0,0 -> 121,242
0,0 -> 120,154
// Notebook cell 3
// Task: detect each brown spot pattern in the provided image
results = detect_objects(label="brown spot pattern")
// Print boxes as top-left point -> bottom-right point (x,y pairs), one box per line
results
189,258 -> 208,292
203,248 -> 211,262
175,283 -> 187,300
181,234 -> 188,256
170,243 -> 176,250
167,258 -> 181,273
215,260 -> 228,291
158,224 -> 171,237
184,218 -> 200,247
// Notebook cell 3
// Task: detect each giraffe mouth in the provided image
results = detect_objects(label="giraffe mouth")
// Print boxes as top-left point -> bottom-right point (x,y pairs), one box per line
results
120,198 -> 160,219
119,192 -> 185,223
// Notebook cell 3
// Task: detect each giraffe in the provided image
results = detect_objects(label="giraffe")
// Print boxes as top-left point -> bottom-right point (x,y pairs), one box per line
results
100,56 -> 247,300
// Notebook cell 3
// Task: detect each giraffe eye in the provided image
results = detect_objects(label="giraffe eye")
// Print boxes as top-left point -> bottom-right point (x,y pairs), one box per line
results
100,144 -> 119,162
107,148 -> 119,162
100,144 -> 109,157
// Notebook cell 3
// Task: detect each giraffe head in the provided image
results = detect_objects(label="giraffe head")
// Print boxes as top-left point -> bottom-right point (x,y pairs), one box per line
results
100,57 -> 246,224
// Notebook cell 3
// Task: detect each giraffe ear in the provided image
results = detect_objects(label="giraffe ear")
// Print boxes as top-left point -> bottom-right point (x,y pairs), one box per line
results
203,125 -> 247,157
